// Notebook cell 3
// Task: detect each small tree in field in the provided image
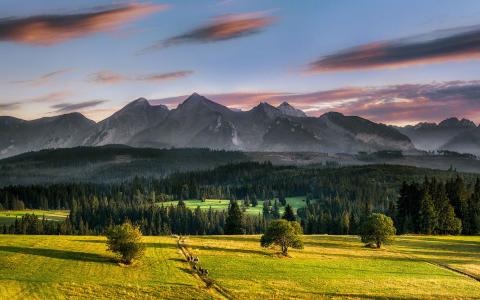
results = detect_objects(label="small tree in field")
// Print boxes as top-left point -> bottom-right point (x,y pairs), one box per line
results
359,213 -> 396,248
106,222 -> 145,265
260,219 -> 303,256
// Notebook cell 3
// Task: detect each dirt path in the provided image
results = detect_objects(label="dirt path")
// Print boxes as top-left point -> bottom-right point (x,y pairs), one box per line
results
174,236 -> 233,300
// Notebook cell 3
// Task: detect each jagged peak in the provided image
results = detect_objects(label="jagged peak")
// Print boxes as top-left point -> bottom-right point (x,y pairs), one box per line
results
277,101 -> 307,117
252,102 -> 277,111
181,92 -> 210,106
127,97 -> 150,107
439,117 -> 476,128
278,101 -> 292,108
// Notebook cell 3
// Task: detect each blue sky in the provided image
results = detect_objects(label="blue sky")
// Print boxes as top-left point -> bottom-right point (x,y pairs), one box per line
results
1,0 -> 480,125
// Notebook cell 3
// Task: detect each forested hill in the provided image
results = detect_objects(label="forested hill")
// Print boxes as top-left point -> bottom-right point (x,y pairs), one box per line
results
1,162 -> 479,235
0,146 -> 248,186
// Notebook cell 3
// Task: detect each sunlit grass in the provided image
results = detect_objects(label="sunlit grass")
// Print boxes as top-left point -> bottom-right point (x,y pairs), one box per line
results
186,235 -> 480,299
0,210 -> 69,225
0,234 -> 478,299
159,196 -> 306,215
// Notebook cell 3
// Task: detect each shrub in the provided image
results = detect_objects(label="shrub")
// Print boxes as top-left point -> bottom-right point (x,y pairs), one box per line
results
106,222 -> 145,264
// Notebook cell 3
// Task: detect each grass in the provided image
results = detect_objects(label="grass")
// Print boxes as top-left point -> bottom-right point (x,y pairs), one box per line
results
0,235 -> 212,299
0,210 -> 69,225
185,235 -> 480,299
159,196 -> 306,215
0,234 -> 479,299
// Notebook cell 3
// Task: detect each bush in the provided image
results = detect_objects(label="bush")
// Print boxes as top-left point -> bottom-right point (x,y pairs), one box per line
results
106,222 -> 145,264
359,213 -> 396,248
260,219 -> 303,256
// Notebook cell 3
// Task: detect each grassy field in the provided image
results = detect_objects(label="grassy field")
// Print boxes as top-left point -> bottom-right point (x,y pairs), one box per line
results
159,196 -> 306,215
0,234 -> 479,299
0,210 -> 69,225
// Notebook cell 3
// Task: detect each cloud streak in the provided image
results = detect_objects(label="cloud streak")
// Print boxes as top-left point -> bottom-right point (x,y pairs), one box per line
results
89,70 -> 193,84
0,3 -> 167,45
51,100 -> 107,113
142,11 -> 276,52
10,68 -> 72,85
0,102 -> 21,112
308,24 -> 480,72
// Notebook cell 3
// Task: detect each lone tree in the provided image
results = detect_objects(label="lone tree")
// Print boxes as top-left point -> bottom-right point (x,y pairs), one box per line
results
225,200 -> 244,234
106,222 -> 145,264
260,219 -> 303,256
282,204 -> 296,221
359,213 -> 396,248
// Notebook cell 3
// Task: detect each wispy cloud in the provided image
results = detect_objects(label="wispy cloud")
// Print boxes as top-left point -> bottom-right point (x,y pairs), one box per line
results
136,71 -> 194,82
0,102 -> 21,112
89,70 -> 194,84
308,24 -> 480,72
88,71 -> 126,84
10,68 -> 72,85
0,3 -> 167,45
141,11 -> 276,52
28,91 -> 73,103
51,100 -> 107,113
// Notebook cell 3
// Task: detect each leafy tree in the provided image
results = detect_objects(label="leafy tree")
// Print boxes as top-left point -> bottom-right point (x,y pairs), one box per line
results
359,213 -> 396,248
225,200 -> 244,234
282,204 -> 296,221
260,219 -> 303,256
106,222 -> 145,265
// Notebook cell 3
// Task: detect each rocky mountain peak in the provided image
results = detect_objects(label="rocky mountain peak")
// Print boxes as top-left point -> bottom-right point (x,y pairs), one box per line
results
439,117 -> 476,129
277,102 -> 307,117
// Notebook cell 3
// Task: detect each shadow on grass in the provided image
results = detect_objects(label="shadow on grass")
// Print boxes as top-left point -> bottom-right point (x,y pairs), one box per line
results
396,238 -> 480,253
168,258 -> 185,263
0,245 -> 112,264
192,245 -> 269,256
73,240 -> 176,249
72,239 -> 105,244
177,266 -> 193,275
320,293 -> 417,300
190,236 -> 260,243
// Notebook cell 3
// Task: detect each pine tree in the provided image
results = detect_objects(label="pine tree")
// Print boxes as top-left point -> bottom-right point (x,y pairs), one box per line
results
272,200 -> 281,219
225,200 -> 244,234
282,204 -> 296,221
418,190 -> 437,234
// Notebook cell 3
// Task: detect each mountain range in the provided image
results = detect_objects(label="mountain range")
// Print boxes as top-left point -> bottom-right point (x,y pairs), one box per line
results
1,92 -> 479,159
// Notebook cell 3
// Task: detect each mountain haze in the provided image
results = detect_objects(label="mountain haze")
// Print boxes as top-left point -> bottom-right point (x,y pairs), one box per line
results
6,92 -> 474,159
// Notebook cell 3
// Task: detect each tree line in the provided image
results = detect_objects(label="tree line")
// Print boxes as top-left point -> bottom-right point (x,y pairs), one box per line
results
1,162 -> 479,235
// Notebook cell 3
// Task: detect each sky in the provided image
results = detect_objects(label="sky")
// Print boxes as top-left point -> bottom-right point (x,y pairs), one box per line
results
1,0 -> 480,126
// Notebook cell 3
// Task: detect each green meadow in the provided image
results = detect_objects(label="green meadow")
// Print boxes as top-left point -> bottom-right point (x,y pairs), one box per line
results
0,234 -> 479,299
159,196 -> 306,215
0,210 -> 69,225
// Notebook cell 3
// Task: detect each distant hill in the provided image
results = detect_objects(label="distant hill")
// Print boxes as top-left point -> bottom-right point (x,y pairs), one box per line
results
0,146 -> 248,186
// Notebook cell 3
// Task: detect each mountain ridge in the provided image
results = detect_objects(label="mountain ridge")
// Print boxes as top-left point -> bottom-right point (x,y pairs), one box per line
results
2,92 -> 477,158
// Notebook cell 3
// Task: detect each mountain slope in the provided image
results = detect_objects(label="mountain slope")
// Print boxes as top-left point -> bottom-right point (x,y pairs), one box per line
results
0,113 -> 96,158
441,128 -> 480,155
86,98 -> 169,146
398,117 -> 477,151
